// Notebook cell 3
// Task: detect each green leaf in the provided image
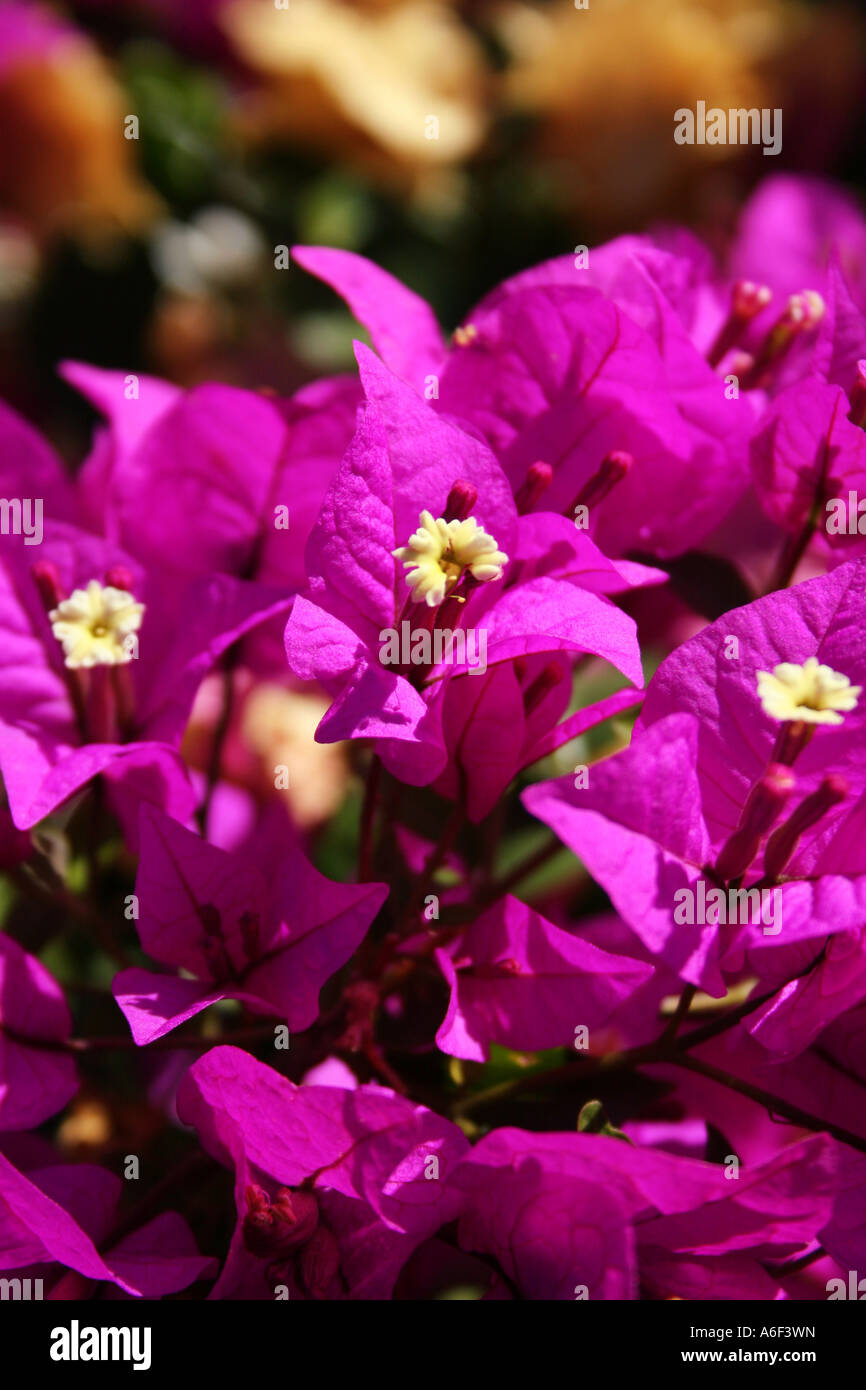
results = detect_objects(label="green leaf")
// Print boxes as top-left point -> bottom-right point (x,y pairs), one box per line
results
121,41 -> 226,207
577,1099 -> 631,1143
312,784 -> 362,881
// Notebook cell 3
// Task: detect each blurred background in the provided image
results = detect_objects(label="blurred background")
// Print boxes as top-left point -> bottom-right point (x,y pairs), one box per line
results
0,0 -> 865,449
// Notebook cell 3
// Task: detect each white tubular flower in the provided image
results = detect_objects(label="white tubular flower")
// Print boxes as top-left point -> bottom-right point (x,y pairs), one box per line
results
756,657 -> 861,726
50,580 -> 144,669
393,510 -> 509,607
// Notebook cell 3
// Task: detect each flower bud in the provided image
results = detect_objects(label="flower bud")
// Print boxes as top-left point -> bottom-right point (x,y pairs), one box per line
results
715,764 -> 795,881
242,1184 -> 319,1258
514,461 -> 553,513
571,451 -> 632,514
30,560 -> 63,612
848,361 -> 866,429
731,280 -> 773,320
763,775 -> 848,880
708,282 -> 772,366
104,565 -> 136,592
444,479 -> 478,522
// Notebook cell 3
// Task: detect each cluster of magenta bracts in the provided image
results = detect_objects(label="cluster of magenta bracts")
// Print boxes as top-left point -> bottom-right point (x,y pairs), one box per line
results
2,175 -> 866,1300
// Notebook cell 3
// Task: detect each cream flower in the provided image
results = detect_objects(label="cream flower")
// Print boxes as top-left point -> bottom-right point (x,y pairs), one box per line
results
50,580 -> 144,669
393,510 -> 508,607
242,683 -> 348,829
756,657 -> 861,725
222,0 -> 486,186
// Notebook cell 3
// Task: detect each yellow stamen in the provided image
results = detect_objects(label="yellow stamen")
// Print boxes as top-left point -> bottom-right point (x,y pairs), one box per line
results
452,324 -> 478,347
393,510 -> 508,607
756,657 -> 861,726
50,580 -> 144,669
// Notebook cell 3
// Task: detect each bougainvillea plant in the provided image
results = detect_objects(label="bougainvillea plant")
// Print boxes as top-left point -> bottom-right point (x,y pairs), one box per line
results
3,173 -> 866,1302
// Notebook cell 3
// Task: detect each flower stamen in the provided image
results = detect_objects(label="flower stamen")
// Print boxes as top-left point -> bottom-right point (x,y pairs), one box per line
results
756,656 -> 861,726
49,580 -> 144,669
393,510 -> 508,607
